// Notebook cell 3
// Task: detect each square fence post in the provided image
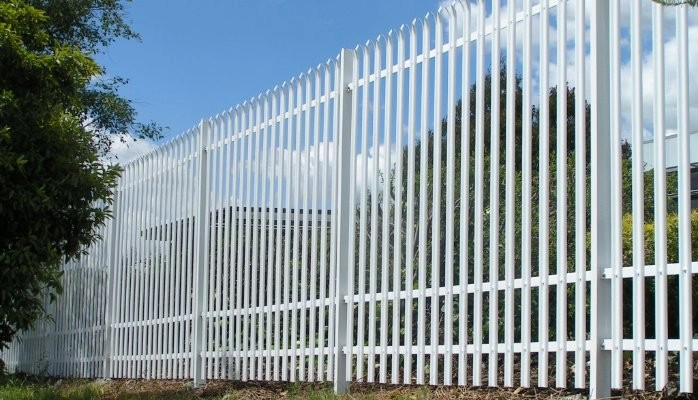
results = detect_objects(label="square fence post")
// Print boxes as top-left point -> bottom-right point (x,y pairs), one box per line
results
192,119 -> 211,387
333,48 -> 356,395
589,0 -> 612,398
102,191 -> 122,379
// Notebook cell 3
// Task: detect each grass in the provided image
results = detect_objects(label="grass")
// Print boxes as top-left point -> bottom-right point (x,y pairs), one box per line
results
0,375 -> 343,400
0,375 -> 102,400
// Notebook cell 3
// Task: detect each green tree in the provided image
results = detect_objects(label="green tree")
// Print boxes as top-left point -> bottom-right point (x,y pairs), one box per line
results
0,0 -> 159,350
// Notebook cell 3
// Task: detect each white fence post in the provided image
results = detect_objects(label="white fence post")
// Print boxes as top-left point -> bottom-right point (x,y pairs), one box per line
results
102,191 -> 121,379
589,0 -> 612,398
192,119 -> 211,386
333,48 -> 356,394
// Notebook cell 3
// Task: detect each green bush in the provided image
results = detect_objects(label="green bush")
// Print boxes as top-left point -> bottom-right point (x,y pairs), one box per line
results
621,209 -> 698,338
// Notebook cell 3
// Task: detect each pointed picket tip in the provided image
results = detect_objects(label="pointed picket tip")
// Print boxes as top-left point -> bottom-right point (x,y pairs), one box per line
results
294,78 -> 304,94
325,58 -> 335,70
296,73 -> 306,86
295,75 -> 305,90
423,13 -> 432,27
447,3 -> 457,17
280,83 -> 289,101
410,18 -> 419,34
458,1 -> 471,15
359,41 -> 370,57
435,7 -> 446,21
262,91 -> 271,104
374,37 -> 384,53
397,30 -> 406,52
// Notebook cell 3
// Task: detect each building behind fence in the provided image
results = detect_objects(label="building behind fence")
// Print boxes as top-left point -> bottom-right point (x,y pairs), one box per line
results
2,0 -> 697,398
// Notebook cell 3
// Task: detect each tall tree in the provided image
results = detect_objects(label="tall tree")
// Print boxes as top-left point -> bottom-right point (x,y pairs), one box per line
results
0,0 -> 159,350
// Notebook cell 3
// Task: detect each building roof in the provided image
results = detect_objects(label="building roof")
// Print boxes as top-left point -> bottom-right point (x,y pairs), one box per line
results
642,130 -> 698,171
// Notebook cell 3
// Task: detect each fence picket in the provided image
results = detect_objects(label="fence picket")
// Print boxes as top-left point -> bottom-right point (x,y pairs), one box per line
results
554,0 -> 568,389
488,0 -> 501,387
676,5 -> 693,393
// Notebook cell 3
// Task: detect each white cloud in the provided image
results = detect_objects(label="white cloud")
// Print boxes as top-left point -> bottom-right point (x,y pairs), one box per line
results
235,138 -> 396,209
354,142 -> 398,203
107,135 -> 157,164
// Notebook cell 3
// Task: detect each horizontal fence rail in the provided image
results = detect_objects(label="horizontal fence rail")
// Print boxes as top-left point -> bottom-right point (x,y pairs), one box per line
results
2,0 -> 697,397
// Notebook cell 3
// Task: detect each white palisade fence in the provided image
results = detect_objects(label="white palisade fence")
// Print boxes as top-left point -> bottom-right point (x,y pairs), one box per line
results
2,1 -> 697,398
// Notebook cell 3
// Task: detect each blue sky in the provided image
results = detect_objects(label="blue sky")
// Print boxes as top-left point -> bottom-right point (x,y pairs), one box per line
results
97,1 -> 444,147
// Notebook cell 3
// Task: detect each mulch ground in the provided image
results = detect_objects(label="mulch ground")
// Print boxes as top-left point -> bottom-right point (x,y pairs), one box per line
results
59,378 -> 696,399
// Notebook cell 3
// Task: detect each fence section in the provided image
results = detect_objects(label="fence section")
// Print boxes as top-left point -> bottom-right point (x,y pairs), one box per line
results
198,66 -> 342,383
2,0 -> 697,397
2,216 -> 112,378
106,130 -> 200,380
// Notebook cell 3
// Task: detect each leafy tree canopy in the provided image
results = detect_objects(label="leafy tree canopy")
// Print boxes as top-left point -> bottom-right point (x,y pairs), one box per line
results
0,0 -> 159,350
